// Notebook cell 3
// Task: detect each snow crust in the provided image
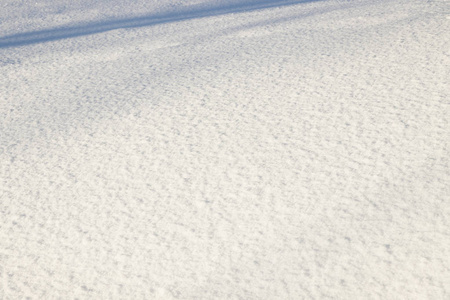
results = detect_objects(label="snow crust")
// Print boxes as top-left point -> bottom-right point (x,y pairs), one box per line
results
1,0 -> 449,298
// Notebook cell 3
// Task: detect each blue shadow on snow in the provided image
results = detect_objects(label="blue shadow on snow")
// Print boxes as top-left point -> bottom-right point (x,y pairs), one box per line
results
0,0 -> 321,48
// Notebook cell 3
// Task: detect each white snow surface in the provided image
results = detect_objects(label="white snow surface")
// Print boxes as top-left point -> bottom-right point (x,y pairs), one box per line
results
1,0 -> 449,298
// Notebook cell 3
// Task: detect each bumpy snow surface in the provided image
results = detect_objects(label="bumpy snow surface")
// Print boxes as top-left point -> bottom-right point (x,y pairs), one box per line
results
1,0 -> 449,298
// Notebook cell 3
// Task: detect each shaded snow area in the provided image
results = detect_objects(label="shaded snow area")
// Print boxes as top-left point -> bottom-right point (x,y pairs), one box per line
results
1,0 -> 449,298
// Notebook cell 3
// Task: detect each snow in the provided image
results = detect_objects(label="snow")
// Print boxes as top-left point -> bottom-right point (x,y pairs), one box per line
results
1,0 -> 449,298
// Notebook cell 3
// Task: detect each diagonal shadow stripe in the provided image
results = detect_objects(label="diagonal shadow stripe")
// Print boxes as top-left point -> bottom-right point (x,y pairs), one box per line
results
0,0 -> 321,48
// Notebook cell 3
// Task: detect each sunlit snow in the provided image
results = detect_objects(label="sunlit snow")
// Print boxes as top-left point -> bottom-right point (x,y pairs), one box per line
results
1,0 -> 449,298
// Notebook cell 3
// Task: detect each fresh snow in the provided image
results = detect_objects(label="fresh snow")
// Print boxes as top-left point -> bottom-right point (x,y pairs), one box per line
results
1,0 -> 449,298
